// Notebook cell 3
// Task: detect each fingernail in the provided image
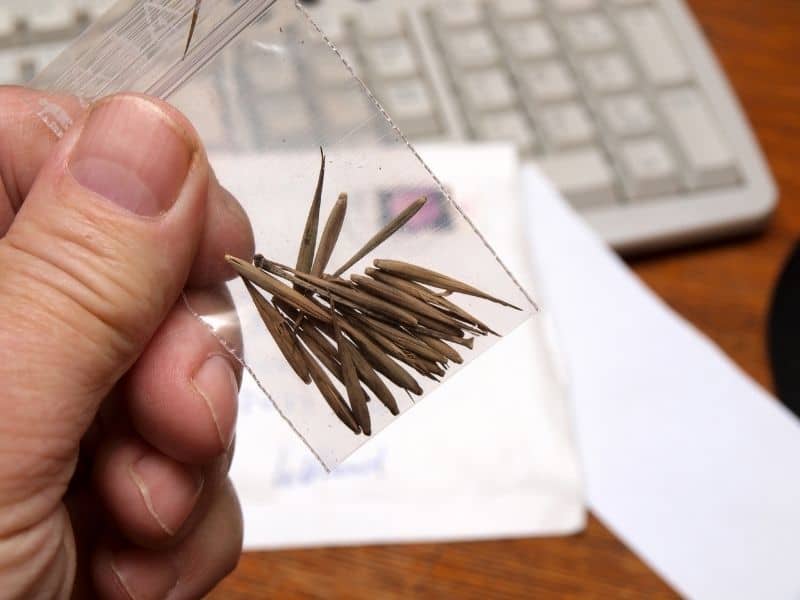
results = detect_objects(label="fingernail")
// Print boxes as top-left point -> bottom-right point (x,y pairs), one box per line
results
128,453 -> 204,537
191,354 -> 239,452
69,96 -> 193,217
110,549 -> 179,600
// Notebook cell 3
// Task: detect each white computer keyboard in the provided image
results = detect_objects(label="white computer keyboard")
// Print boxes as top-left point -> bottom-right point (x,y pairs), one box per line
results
0,0 -> 777,252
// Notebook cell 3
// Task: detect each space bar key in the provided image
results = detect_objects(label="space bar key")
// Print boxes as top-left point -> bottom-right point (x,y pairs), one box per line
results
536,148 -> 617,209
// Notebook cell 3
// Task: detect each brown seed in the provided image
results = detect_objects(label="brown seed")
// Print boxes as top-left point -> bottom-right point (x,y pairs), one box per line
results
419,334 -> 463,364
351,274 -> 462,329
306,319 -> 402,415
324,280 -> 420,327
296,326 -> 343,382
342,313 -> 443,380
242,280 -> 311,384
332,197 -> 427,277
338,321 -> 422,395
413,357 -> 446,378
253,254 -> 267,270
263,261 -> 419,327
262,261 -> 385,321
333,312 -> 372,436
265,263 -> 383,322
183,0 -> 201,59
413,313 -> 470,338
351,313 -> 448,364
354,279 -> 486,337
366,268 -> 496,334
343,314 -> 416,365
227,255 -> 331,323
296,323 -> 375,412
428,314 -> 485,337
297,342 -> 361,434
295,148 -> 326,277
410,325 -> 475,349
373,260 -> 522,311
311,193 -> 348,277
426,299 -> 499,336
339,334 -> 399,415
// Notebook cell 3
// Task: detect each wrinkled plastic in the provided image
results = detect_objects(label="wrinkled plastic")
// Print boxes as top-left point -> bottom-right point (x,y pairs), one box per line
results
29,0 -> 537,469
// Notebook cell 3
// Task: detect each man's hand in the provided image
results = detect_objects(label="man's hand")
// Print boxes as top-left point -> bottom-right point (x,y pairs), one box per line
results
0,90 -> 254,598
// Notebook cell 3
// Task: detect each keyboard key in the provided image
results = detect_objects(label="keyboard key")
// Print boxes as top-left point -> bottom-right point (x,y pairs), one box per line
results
21,43 -> 64,81
185,78 -> 231,149
520,61 -> 577,103
444,28 -> 500,69
258,96 -> 313,140
310,12 -> 347,44
492,0 -> 542,20
659,88 -> 739,188
601,94 -> 656,137
0,55 -> 22,84
581,53 -> 636,94
563,13 -> 617,52
0,8 -> 15,39
537,147 -> 617,208
539,102 -> 596,148
502,21 -> 557,60
321,88 -> 374,134
357,10 -> 404,39
620,7 -> 691,86
461,69 -> 517,112
365,39 -> 418,79
25,3 -> 77,33
473,110 -> 538,153
550,0 -> 599,12
432,0 -> 484,29
18,57 -> 37,83
380,79 -> 440,136
249,52 -> 299,92
617,137 -> 681,198
75,0 -> 114,20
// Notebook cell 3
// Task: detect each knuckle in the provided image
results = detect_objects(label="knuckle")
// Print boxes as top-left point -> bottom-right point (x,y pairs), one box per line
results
0,205 -> 169,372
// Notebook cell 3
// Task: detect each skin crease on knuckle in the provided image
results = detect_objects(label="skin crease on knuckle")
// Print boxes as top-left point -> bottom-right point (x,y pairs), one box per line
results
0,213 -> 166,382
91,479 -> 243,600
123,288 -> 242,466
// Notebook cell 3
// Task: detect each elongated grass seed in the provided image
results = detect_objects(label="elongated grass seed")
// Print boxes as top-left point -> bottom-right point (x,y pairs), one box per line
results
332,197 -> 427,277
311,193 -> 348,277
366,268 -> 497,335
298,342 -> 361,434
242,280 -> 311,384
374,260 -> 522,311
295,148 -> 326,279
334,310 -> 372,435
233,151 -> 521,436
183,0 -> 201,58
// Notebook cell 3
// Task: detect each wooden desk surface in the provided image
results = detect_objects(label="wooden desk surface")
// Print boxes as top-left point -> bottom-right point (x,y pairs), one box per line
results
211,2 -> 800,597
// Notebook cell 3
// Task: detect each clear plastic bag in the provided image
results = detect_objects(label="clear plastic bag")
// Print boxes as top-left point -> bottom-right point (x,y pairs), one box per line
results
29,0 -> 537,469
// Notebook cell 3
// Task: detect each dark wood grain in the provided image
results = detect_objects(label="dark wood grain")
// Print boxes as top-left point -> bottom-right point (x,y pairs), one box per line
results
211,2 -> 800,597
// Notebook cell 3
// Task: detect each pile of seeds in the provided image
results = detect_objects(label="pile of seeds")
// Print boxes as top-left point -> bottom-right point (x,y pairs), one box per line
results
227,150 -> 520,436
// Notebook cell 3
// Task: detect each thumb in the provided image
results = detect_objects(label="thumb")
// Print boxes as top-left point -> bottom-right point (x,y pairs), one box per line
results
0,95 -> 209,513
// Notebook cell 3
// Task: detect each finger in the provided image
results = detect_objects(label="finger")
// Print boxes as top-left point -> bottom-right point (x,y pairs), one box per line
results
0,86 -> 254,285
0,86 -> 86,235
92,478 -> 243,600
0,94 -> 209,512
92,430 -> 233,548
125,286 -> 243,464
190,170 -> 254,287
